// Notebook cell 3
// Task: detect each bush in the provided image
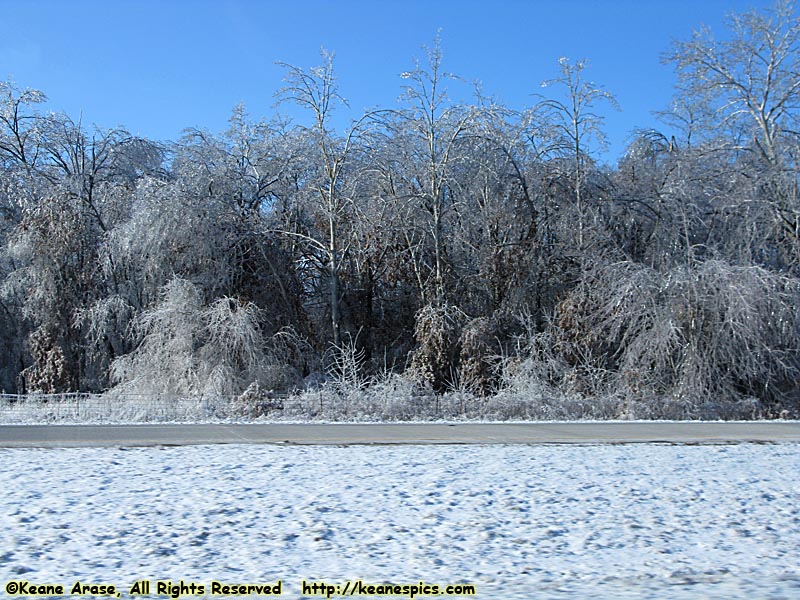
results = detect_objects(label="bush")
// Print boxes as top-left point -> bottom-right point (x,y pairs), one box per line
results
407,302 -> 466,393
110,278 -> 302,400
514,260 -> 800,418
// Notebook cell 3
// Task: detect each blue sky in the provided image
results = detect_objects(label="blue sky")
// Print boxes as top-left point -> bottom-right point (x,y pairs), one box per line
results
0,0 -> 779,164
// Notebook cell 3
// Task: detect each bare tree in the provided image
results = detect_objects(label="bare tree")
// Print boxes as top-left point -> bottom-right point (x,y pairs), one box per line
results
377,34 -> 477,303
666,0 -> 800,166
665,1 -> 800,266
538,57 -> 618,257
276,49 -> 367,347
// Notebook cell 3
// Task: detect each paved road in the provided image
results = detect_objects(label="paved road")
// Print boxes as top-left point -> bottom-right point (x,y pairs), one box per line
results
0,422 -> 799,447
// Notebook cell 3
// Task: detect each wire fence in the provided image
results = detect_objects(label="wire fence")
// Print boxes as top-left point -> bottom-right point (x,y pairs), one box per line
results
0,388 -> 501,424
0,392 -> 287,424
2,388 -> 766,424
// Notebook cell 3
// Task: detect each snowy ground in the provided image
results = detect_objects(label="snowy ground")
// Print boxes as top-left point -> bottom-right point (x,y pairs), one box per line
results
1,444 -> 798,599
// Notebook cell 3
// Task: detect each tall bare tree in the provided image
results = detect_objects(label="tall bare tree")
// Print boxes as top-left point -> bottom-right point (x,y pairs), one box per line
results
538,57 -> 618,257
666,0 -> 800,166
276,50 -> 367,347
375,35 -> 477,303
666,0 -> 800,266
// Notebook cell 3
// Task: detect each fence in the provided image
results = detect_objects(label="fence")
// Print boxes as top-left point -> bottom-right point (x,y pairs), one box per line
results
0,392 -> 287,424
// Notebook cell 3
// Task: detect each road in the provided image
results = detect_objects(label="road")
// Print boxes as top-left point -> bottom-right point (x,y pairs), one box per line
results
0,422 -> 799,447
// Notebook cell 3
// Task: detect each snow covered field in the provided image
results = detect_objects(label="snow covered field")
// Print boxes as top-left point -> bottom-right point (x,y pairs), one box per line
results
1,443 -> 798,599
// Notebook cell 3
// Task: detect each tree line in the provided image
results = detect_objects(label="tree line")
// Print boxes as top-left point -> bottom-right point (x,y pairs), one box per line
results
2,2 -> 799,419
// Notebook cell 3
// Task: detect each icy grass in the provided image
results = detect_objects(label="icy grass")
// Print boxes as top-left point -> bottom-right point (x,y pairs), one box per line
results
0,393 -> 236,424
0,386 -> 770,424
0,390 -> 569,425
1,444 -> 798,599
0,391 -> 652,424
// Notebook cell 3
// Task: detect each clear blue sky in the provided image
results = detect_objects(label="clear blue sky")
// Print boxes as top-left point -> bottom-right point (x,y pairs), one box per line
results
0,0 -> 780,164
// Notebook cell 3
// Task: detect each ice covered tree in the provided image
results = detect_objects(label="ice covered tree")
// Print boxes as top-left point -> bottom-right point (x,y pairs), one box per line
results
374,35 -> 478,304
110,278 -> 282,399
537,57 -> 618,261
665,0 -> 800,269
275,49 -> 370,348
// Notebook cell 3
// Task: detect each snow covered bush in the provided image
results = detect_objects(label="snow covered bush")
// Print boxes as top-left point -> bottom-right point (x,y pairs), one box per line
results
608,260 -> 800,417
457,317 -> 497,396
493,327 -> 622,420
407,302 -> 466,393
21,326 -> 71,394
516,260 -> 800,418
109,278 -> 206,399
457,314 -> 518,396
109,278 -> 299,404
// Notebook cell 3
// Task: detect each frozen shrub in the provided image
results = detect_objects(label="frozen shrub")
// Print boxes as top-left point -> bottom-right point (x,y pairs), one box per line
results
324,334 -> 368,392
458,316 -> 515,396
280,371 -> 440,421
21,326 -> 71,393
458,317 -> 494,396
269,326 -> 315,382
110,278 -> 301,402
553,260 -> 800,417
407,302 -> 466,393
493,324 -> 622,419
200,296 -> 269,397
110,278 -> 205,398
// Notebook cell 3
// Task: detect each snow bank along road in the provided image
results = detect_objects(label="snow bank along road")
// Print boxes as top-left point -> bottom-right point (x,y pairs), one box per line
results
0,421 -> 799,447
1,443 -> 798,599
